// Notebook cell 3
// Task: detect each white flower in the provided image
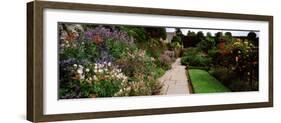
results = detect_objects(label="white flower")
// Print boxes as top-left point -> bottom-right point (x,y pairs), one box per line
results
73,64 -> 77,68
96,63 -> 102,68
77,68 -> 83,74
93,75 -> 97,80
78,65 -> 84,68
98,69 -> 103,73
85,68 -> 90,72
60,44 -> 65,47
117,69 -> 122,72
108,62 -> 111,66
80,75 -> 85,80
125,87 -> 131,91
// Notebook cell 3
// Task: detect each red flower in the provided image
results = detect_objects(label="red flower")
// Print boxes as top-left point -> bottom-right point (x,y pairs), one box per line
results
92,35 -> 103,44
65,32 -> 78,42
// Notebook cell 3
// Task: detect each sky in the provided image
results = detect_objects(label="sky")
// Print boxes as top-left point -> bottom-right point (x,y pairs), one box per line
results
165,28 -> 260,37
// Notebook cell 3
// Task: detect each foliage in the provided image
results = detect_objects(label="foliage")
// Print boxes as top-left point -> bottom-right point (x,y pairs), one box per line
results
84,26 -> 132,44
59,41 -> 99,62
120,26 -> 149,42
105,38 -> 133,59
156,52 -> 174,70
137,39 -> 165,58
214,32 -> 223,44
247,31 -> 257,41
115,49 -> 163,96
182,31 -> 205,48
145,27 -> 167,40
181,48 -> 212,67
171,36 -> 182,45
225,32 -> 232,38
206,37 -> 258,91
196,31 -> 205,40
59,24 -> 170,99
208,66 -> 236,85
247,31 -> 258,46
59,62 -> 129,98
196,35 -> 215,52
207,47 -> 220,65
181,30 -> 259,92
175,28 -> 184,37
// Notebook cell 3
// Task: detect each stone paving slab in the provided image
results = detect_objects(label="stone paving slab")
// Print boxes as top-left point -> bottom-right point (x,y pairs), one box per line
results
159,58 -> 190,95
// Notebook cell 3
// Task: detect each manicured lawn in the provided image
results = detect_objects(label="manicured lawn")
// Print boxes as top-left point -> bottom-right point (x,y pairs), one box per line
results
188,69 -> 230,93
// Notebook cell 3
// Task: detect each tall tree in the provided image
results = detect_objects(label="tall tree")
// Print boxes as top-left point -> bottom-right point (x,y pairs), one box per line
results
247,31 -> 258,46
175,28 -> 183,37
225,32 -> 232,38
215,32 -> 223,44
145,27 -> 167,40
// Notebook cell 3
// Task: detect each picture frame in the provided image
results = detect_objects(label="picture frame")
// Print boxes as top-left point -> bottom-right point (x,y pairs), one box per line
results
27,1 -> 273,122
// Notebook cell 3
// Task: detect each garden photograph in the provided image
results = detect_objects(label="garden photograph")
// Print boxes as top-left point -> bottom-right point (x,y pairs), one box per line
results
58,23 -> 259,99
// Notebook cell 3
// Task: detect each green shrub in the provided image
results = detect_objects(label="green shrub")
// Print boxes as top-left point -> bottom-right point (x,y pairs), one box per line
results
106,39 -> 129,59
181,48 -> 211,67
197,36 -> 215,52
136,39 -> 166,59
154,51 -> 174,70
171,36 -> 182,45
114,49 -> 163,96
90,79 -> 122,97
207,47 -> 220,65
208,47 -> 220,58
60,41 -> 99,62
208,66 -> 236,84
120,26 -> 149,42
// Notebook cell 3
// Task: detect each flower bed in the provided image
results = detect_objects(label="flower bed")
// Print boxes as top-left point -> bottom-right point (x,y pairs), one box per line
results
58,24 -> 173,99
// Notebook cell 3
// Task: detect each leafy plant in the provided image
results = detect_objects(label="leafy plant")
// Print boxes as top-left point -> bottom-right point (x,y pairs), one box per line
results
208,66 -> 236,84
197,36 -> 215,52
171,36 -> 182,45
181,48 -> 211,67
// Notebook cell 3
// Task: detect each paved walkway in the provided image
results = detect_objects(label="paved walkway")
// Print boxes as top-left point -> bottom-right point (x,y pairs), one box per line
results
159,58 -> 190,95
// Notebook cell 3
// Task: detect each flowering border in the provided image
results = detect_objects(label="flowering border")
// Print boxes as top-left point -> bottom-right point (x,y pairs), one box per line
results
27,1 -> 273,122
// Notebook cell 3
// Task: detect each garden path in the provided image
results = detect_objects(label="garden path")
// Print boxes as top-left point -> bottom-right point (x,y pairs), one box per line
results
159,58 -> 191,95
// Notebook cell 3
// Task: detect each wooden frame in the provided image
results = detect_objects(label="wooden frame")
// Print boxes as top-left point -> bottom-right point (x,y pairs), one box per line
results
27,1 -> 273,122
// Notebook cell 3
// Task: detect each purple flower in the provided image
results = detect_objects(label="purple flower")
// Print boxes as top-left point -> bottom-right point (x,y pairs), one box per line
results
84,26 -> 131,44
